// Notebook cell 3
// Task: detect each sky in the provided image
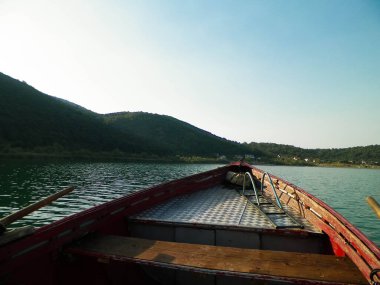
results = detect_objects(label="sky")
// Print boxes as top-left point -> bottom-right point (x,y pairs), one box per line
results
1,0 -> 379,149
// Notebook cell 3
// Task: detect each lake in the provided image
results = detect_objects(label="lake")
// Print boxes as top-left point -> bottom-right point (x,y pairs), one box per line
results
0,160 -> 379,246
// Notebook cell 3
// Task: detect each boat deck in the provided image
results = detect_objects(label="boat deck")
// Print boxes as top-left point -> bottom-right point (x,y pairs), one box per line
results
131,186 -> 320,233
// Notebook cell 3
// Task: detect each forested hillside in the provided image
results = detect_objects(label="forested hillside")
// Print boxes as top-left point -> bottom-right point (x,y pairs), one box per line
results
0,72 -> 248,159
0,72 -> 151,154
104,112 -> 245,156
0,71 -> 378,165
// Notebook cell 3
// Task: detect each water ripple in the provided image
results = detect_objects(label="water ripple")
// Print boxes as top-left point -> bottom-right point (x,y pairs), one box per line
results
0,161 -> 221,228
1,162 -> 378,246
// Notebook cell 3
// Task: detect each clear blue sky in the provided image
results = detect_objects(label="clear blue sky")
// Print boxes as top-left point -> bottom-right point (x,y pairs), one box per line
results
1,0 -> 379,148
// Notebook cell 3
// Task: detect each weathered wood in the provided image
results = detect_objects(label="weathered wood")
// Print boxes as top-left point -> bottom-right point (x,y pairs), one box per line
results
0,186 -> 74,234
366,196 -> 380,219
0,226 -> 35,246
66,235 -> 367,284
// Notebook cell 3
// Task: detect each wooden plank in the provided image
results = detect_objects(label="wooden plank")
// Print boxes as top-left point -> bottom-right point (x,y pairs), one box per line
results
366,196 -> 380,219
0,187 -> 74,233
66,235 -> 367,284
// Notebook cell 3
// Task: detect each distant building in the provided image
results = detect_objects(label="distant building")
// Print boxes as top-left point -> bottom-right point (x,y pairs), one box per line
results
304,158 -> 309,162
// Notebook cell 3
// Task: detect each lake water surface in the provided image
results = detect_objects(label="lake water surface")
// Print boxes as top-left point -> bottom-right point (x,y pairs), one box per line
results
0,160 -> 379,246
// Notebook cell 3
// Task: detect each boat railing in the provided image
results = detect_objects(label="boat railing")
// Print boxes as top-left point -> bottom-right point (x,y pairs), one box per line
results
239,172 -> 278,228
261,172 -> 283,209
240,171 -> 303,229
242,172 -> 260,206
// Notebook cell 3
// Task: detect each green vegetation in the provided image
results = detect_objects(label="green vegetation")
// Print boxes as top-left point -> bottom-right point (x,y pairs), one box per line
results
245,143 -> 380,168
104,112 -> 244,156
0,72 -> 248,161
0,71 -> 379,166
0,72 -> 148,154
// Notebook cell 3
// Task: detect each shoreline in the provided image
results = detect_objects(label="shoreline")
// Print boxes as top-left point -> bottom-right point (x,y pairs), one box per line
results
1,151 -> 379,169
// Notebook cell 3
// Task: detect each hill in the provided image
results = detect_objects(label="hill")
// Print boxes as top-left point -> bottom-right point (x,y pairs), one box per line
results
1,71 -> 378,165
0,72 -> 248,159
104,112 -> 245,156
0,72 -> 153,155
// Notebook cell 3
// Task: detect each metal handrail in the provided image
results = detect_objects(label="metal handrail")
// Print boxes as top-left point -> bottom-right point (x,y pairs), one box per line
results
240,171 -> 303,229
261,172 -> 283,210
240,172 -> 277,228
242,172 -> 260,206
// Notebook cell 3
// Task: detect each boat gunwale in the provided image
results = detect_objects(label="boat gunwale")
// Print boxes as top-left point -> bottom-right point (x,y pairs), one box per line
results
235,162 -> 379,284
245,162 -> 380,259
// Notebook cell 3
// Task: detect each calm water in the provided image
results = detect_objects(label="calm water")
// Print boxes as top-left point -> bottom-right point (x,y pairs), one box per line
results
0,161 -> 379,246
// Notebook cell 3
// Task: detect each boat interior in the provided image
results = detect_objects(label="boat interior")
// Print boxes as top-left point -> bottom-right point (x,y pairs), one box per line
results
62,170 -> 366,285
0,164 -> 370,284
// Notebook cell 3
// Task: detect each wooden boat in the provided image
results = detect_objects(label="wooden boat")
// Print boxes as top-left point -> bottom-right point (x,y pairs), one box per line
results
0,162 -> 379,284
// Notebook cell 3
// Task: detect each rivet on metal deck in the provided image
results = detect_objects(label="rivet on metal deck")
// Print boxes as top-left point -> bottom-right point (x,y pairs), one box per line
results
131,186 -> 319,232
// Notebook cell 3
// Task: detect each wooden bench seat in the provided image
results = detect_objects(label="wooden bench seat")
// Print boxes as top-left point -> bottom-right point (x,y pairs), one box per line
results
65,235 -> 366,284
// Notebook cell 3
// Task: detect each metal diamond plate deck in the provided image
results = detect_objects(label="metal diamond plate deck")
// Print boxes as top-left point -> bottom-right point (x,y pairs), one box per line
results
131,186 -> 320,232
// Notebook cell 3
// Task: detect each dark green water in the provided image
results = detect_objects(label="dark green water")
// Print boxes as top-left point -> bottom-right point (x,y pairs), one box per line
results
0,161 -> 379,246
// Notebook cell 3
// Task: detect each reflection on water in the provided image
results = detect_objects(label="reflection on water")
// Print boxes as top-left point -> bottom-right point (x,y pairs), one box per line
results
0,160 -> 378,246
